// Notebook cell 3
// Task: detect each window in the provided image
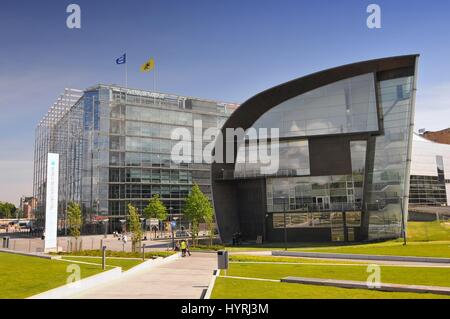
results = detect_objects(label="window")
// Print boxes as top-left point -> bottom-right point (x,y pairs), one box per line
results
250,73 -> 378,138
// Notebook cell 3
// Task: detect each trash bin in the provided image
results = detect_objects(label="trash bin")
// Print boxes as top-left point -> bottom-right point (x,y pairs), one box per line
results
2,237 -> 10,249
217,250 -> 229,270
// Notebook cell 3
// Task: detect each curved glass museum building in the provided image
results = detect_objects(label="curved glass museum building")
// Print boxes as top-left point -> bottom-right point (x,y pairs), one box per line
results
212,55 -> 419,243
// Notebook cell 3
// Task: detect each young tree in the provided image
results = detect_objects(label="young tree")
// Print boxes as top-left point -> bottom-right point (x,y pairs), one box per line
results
127,203 -> 143,252
205,213 -> 215,247
183,184 -> 213,246
0,202 -> 16,219
143,194 -> 168,238
67,202 -> 82,251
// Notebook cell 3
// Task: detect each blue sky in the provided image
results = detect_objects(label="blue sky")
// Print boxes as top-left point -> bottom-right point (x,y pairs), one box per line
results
1,0 -> 450,204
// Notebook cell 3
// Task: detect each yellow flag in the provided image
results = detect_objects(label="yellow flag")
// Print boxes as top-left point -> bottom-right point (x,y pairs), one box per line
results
140,58 -> 155,73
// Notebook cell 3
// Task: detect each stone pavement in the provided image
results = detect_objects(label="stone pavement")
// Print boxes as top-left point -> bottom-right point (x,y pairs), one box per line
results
74,252 -> 217,299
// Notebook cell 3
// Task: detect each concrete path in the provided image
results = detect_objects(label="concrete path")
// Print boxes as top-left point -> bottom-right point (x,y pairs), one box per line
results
74,252 -> 217,299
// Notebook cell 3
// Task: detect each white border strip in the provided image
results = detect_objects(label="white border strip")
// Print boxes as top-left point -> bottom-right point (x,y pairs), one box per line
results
121,252 -> 181,277
28,267 -> 122,299
204,269 -> 220,299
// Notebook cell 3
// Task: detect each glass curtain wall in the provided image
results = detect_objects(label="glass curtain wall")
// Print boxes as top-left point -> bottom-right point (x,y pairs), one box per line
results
366,76 -> 415,240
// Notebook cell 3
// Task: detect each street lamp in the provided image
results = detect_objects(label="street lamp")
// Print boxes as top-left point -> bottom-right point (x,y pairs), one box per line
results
140,218 -> 146,240
119,219 -> 126,234
279,196 -> 288,251
169,207 -> 175,249
103,218 -> 109,239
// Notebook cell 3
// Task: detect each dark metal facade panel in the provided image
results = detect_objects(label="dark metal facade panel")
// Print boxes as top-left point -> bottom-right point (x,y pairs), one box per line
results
308,136 -> 352,177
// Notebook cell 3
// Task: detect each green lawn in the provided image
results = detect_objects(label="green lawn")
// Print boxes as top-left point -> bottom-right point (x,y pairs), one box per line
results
223,262 -> 450,287
0,252 -> 103,299
230,255 -> 367,265
226,240 -> 450,258
211,277 -> 450,299
61,256 -> 143,271
213,221 -> 450,299
293,241 -> 450,258
53,249 -> 174,259
407,221 -> 450,242
224,222 -> 450,258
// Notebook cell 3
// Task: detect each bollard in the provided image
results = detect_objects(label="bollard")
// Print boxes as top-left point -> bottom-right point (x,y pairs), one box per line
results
102,245 -> 107,270
142,244 -> 145,261
2,237 -> 8,249
28,239 -> 31,252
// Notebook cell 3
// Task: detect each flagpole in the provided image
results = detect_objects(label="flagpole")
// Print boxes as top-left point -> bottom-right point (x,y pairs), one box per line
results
153,61 -> 156,104
125,54 -> 128,89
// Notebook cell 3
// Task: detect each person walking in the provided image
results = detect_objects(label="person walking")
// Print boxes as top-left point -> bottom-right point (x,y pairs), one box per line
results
180,239 -> 187,257
186,240 -> 191,256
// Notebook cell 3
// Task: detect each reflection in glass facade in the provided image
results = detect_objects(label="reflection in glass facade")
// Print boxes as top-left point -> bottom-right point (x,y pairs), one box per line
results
251,73 -> 378,138
33,89 -> 84,230
34,85 -> 238,232
409,134 -> 450,206
234,140 -> 310,178
366,76 -> 415,240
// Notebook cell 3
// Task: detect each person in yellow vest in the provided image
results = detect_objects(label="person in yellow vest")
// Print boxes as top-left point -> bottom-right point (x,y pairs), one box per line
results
180,239 -> 187,257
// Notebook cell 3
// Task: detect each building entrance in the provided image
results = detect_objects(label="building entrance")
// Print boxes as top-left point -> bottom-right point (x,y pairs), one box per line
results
314,196 -> 330,210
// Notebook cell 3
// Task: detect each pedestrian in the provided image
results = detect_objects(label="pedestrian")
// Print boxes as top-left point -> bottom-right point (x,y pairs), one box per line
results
186,240 -> 191,256
180,239 -> 187,257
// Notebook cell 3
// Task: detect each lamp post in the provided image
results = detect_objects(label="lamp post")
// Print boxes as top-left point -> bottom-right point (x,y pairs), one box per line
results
103,218 -> 109,239
280,196 -> 288,251
400,199 -> 407,246
169,207 -> 175,249
140,218 -> 146,240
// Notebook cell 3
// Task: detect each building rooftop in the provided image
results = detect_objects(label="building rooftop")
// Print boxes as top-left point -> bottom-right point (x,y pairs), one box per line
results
420,128 -> 450,145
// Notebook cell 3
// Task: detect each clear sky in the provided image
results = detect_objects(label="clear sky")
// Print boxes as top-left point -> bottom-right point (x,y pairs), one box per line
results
1,0 -> 450,205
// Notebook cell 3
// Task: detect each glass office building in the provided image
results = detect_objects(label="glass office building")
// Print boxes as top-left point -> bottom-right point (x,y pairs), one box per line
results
410,133 -> 450,206
212,55 -> 419,242
34,85 -> 238,233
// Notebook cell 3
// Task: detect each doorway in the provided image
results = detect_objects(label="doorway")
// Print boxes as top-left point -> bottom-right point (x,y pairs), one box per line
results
315,196 -> 330,210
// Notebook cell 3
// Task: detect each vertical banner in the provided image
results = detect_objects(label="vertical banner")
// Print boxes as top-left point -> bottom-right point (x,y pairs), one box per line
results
45,153 -> 59,252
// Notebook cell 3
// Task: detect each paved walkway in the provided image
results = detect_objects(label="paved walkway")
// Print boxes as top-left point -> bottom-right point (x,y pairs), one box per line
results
74,252 -> 217,299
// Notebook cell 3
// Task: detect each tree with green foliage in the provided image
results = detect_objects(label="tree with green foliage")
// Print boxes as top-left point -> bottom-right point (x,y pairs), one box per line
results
0,202 -> 17,219
143,194 -> 168,221
183,184 -> 213,245
127,203 -> 143,252
67,202 -> 82,251
143,194 -> 168,237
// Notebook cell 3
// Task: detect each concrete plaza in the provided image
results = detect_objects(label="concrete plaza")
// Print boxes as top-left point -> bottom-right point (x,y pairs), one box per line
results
74,252 -> 216,299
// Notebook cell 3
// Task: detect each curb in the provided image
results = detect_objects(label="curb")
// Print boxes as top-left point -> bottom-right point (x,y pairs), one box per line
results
281,276 -> 450,296
203,269 -> 220,299
273,251 -> 450,264
0,248 -> 60,260
28,267 -> 122,299
121,252 -> 181,277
